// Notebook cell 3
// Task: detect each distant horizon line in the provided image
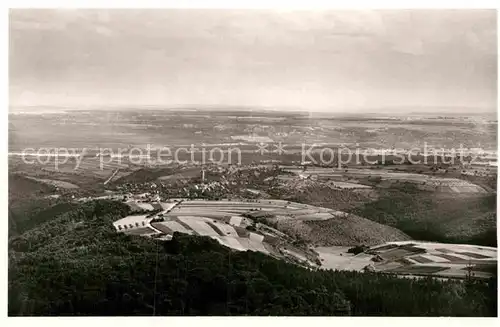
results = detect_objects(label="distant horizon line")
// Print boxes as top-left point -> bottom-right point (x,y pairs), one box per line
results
8,104 -> 497,115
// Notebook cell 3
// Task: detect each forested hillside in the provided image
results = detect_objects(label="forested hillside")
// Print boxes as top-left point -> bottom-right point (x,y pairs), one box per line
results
8,174 -> 79,237
349,183 -> 497,247
8,200 -> 497,316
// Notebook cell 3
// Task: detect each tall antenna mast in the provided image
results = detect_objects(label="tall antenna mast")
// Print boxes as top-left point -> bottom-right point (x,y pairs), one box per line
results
153,239 -> 160,315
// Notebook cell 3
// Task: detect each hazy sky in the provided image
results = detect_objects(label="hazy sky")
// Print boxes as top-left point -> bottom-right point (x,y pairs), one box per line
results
9,9 -> 497,111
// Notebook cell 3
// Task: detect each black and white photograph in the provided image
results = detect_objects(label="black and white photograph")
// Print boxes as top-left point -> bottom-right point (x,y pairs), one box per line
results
6,5 -> 498,317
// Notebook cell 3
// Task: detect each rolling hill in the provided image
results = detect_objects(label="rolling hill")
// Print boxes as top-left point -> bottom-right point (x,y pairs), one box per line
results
8,200 -> 497,316
349,184 -> 497,246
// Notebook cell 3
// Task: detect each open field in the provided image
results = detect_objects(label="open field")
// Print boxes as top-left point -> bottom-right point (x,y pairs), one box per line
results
168,199 -> 335,221
278,175 -> 372,190
369,241 -> 498,279
112,198 -> 412,267
8,156 -> 141,188
140,198 -> 410,247
315,246 -> 373,271
115,208 -> 309,263
23,176 -> 80,189
281,166 -> 488,194
314,241 -> 497,280
113,198 -> 356,264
